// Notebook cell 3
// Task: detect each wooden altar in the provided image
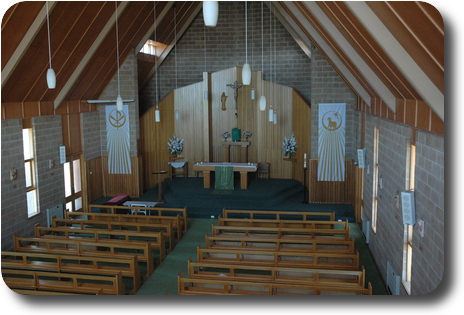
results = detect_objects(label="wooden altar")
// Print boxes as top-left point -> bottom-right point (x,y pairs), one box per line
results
222,141 -> 250,163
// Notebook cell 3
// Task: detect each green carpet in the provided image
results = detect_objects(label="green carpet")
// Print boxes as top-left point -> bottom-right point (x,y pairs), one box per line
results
135,218 -> 388,295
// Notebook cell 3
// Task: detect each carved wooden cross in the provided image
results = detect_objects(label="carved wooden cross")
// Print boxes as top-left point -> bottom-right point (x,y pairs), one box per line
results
226,81 -> 243,109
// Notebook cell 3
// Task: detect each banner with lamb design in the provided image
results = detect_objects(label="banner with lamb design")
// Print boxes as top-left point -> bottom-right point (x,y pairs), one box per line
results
318,103 -> 346,181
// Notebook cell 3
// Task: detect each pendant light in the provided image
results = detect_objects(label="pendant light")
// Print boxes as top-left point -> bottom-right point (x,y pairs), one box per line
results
259,1 -> 266,111
115,2 -> 123,111
203,1 -> 218,27
46,2 -> 56,89
242,1 -> 251,85
154,1 -> 160,122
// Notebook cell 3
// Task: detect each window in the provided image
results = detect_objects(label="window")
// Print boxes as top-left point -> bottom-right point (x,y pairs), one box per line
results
63,155 -> 83,212
371,127 -> 380,233
23,128 -> 38,217
139,40 -> 166,57
402,143 -> 416,294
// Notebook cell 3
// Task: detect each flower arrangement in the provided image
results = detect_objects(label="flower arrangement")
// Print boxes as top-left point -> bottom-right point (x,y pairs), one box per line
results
242,131 -> 252,139
221,131 -> 230,141
282,132 -> 297,159
167,135 -> 184,155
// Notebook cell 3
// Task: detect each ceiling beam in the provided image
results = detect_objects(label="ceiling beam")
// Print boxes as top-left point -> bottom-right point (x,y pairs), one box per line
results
346,1 -> 444,121
1,1 -> 57,89
53,1 -> 130,110
304,1 -> 396,113
284,2 -> 372,106
272,2 -> 312,59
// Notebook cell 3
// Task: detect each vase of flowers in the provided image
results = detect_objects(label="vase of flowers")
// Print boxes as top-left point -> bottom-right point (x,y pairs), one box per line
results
242,131 -> 252,140
221,131 -> 230,142
167,135 -> 184,156
282,132 -> 297,159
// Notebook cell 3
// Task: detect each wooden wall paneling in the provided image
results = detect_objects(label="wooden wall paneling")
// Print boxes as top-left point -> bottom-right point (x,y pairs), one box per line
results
140,91 -> 174,190
211,67 -> 238,162
102,156 -> 141,198
203,72 -> 212,162
175,81 -> 205,177
292,90 -> 311,185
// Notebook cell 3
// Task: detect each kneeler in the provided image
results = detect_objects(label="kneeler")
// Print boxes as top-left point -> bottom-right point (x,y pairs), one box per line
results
214,166 -> 234,190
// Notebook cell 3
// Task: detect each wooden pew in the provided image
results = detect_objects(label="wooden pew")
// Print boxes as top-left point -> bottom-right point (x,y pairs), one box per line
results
205,235 -> 356,254
65,211 -> 182,243
197,246 -> 359,270
13,234 -> 154,279
34,223 -> 166,263
218,217 -> 349,230
52,217 -> 175,252
212,225 -> 351,240
13,289 -> 93,295
2,251 -> 141,294
187,258 -> 366,287
178,272 -> 372,295
88,205 -> 188,235
2,269 -> 125,295
222,209 -> 335,221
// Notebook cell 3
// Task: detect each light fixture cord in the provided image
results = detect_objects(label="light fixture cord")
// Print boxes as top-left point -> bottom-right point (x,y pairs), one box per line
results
154,1 -> 159,105
46,1 -> 52,69
245,1 -> 248,64
174,5 -> 178,90
261,1 -> 264,74
115,1 -> 121,96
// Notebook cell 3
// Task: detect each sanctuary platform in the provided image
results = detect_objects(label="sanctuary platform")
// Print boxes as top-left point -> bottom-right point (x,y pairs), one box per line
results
92,177 -> 355,221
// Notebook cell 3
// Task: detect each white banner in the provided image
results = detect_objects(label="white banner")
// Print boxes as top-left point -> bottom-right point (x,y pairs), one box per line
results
106,105 -> 132,174
318,103 -> 346,181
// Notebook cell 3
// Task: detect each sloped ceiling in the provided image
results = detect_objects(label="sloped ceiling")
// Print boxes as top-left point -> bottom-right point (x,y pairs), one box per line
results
1,1 -> 444,121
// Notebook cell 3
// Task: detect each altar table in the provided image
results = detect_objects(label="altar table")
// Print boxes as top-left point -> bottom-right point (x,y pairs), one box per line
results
193,162 -> 257,189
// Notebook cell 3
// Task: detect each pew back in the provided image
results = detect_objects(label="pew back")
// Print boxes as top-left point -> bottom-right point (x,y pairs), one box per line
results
218,217 -> 348,229
222,209 -> 335,221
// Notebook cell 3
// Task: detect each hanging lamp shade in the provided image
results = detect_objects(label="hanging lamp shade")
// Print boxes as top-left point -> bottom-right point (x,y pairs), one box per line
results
155,108 -> 161,122
116,95 -> 123,111
242,62 -> 251,85
203,1 -> 218,27
259,95 -> 266,111
47,68 -> 56,89
268,107 -> 274,122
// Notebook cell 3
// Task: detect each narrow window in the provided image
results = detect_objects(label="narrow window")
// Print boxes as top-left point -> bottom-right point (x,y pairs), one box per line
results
63,155 -> 83,212
371,127 -> 380,233
23,128 -> 38,217
402,143 -> 416,294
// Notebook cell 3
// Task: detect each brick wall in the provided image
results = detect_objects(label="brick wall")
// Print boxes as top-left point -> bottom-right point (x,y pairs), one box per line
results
1,116 -> 65,251
140,1 -> 312,115
99,52 -> 139,157
310,49 -> 357,160
362,114 -> 444,295
81,111 -> 102,161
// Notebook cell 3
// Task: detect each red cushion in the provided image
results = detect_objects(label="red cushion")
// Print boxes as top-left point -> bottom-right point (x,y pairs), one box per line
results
103,194 -> 131,205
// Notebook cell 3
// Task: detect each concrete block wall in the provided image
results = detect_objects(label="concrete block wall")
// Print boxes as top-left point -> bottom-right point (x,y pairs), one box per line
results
310,49 -> 357,160
81,111 -> 102,161
362,113 -> 444,295
140,1 -> 312,115
99,52 -> 140,157
1,116 -> 65,251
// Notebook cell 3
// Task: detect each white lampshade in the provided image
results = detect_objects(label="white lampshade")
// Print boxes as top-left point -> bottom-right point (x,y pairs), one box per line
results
273,112 -> 277,125
268,108 -> 274,122
155,108 -> 161,122
203,1 -> 218,27
47,68 -> 56,89
251,88 -> 256,100
116,95 -> 123,111
175,109 -> 180,120
242,62 -> 251,85
259,95 -> 266,111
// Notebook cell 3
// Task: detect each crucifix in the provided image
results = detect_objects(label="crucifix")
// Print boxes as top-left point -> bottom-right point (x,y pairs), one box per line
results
226,81 -> 243,110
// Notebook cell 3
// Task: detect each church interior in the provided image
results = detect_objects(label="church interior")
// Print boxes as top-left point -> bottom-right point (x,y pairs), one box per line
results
1,1 -> 444,297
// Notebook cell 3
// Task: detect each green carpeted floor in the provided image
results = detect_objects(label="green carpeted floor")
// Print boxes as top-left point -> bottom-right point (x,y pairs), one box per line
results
135,218 -> 389,295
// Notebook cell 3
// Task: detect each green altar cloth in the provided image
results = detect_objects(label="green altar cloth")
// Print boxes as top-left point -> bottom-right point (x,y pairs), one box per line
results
214,166 -> 234,190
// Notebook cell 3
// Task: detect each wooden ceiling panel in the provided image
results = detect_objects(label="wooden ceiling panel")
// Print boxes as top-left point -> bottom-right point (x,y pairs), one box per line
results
367,1 -> 444,93
1,1 -> 45,69
318,1 -> 422,100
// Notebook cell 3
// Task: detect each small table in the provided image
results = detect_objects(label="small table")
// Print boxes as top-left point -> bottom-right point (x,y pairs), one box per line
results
169,161 -> 188,178
222,141 -> 250,163
123,201 -> 158,215
193,162 -> 257,189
